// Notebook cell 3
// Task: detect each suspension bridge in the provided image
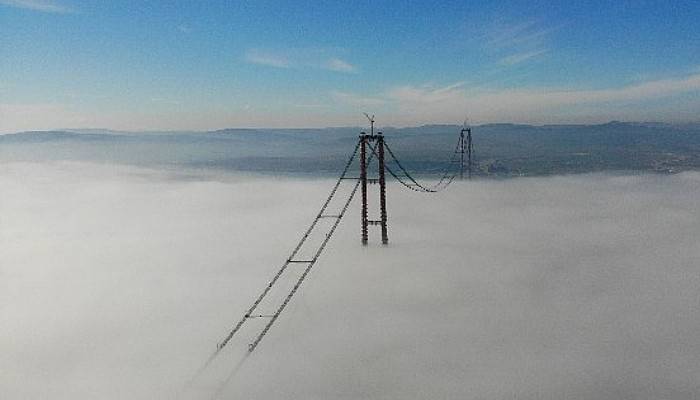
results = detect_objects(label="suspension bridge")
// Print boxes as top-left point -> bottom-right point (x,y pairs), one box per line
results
183,120 -> 473,397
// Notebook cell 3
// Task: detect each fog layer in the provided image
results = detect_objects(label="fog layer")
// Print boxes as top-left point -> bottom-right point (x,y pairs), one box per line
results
2,162 -> 699,399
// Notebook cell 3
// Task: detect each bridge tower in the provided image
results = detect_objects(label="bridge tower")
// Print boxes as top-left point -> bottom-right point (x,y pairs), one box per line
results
460,125 -> 473,180
359,114 -> 388,245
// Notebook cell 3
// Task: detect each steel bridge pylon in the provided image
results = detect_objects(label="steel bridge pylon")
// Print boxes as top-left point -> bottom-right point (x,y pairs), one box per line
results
459,126 -> 473,180
200,123 -> 467,364
359,131 -> 388,245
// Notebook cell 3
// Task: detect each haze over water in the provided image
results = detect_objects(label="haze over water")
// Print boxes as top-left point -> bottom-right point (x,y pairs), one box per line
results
2,162 -> 699,399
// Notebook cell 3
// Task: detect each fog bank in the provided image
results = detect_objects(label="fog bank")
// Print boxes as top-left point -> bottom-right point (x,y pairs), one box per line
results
2,162 -> 699,399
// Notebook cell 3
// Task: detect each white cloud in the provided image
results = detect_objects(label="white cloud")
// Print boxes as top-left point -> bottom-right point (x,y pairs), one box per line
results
244,49 -> 291,69
486,20 -> 534,47
498,49 -> 548,66
4,72 -> 698,133
0,0 -> 71,13
483,18 -> 557,67
245,48 -> 359,74
385,81 -> 467,104
486,19 -> 553,49
333,72 -> 700,125
324,58 -> 357,73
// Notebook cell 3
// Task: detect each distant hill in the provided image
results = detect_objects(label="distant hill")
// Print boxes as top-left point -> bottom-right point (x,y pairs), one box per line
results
2,122 -> 700,176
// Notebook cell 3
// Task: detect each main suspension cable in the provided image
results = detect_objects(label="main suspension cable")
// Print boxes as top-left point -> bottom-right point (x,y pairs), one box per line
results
191,140 -> 362,377
377,135 -> 462,193
184,131 -> 462,395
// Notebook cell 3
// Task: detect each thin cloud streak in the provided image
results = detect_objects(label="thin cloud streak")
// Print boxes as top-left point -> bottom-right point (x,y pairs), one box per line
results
499,49 -> 548,65
483,18 -> 557,67
244,48 -> 358,74
334,72 -> 700,125
3,71 -> 699,133
244,49 -> 290,68
324,58 -> 358,73
486,20 -> 542,48
0,0 -> 71,13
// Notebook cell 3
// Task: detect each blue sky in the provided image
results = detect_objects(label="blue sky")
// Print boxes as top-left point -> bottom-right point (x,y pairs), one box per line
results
1,0 -> 699,132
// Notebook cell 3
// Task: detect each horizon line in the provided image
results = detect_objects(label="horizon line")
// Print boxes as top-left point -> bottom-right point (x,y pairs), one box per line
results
4,120 -> 700,135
